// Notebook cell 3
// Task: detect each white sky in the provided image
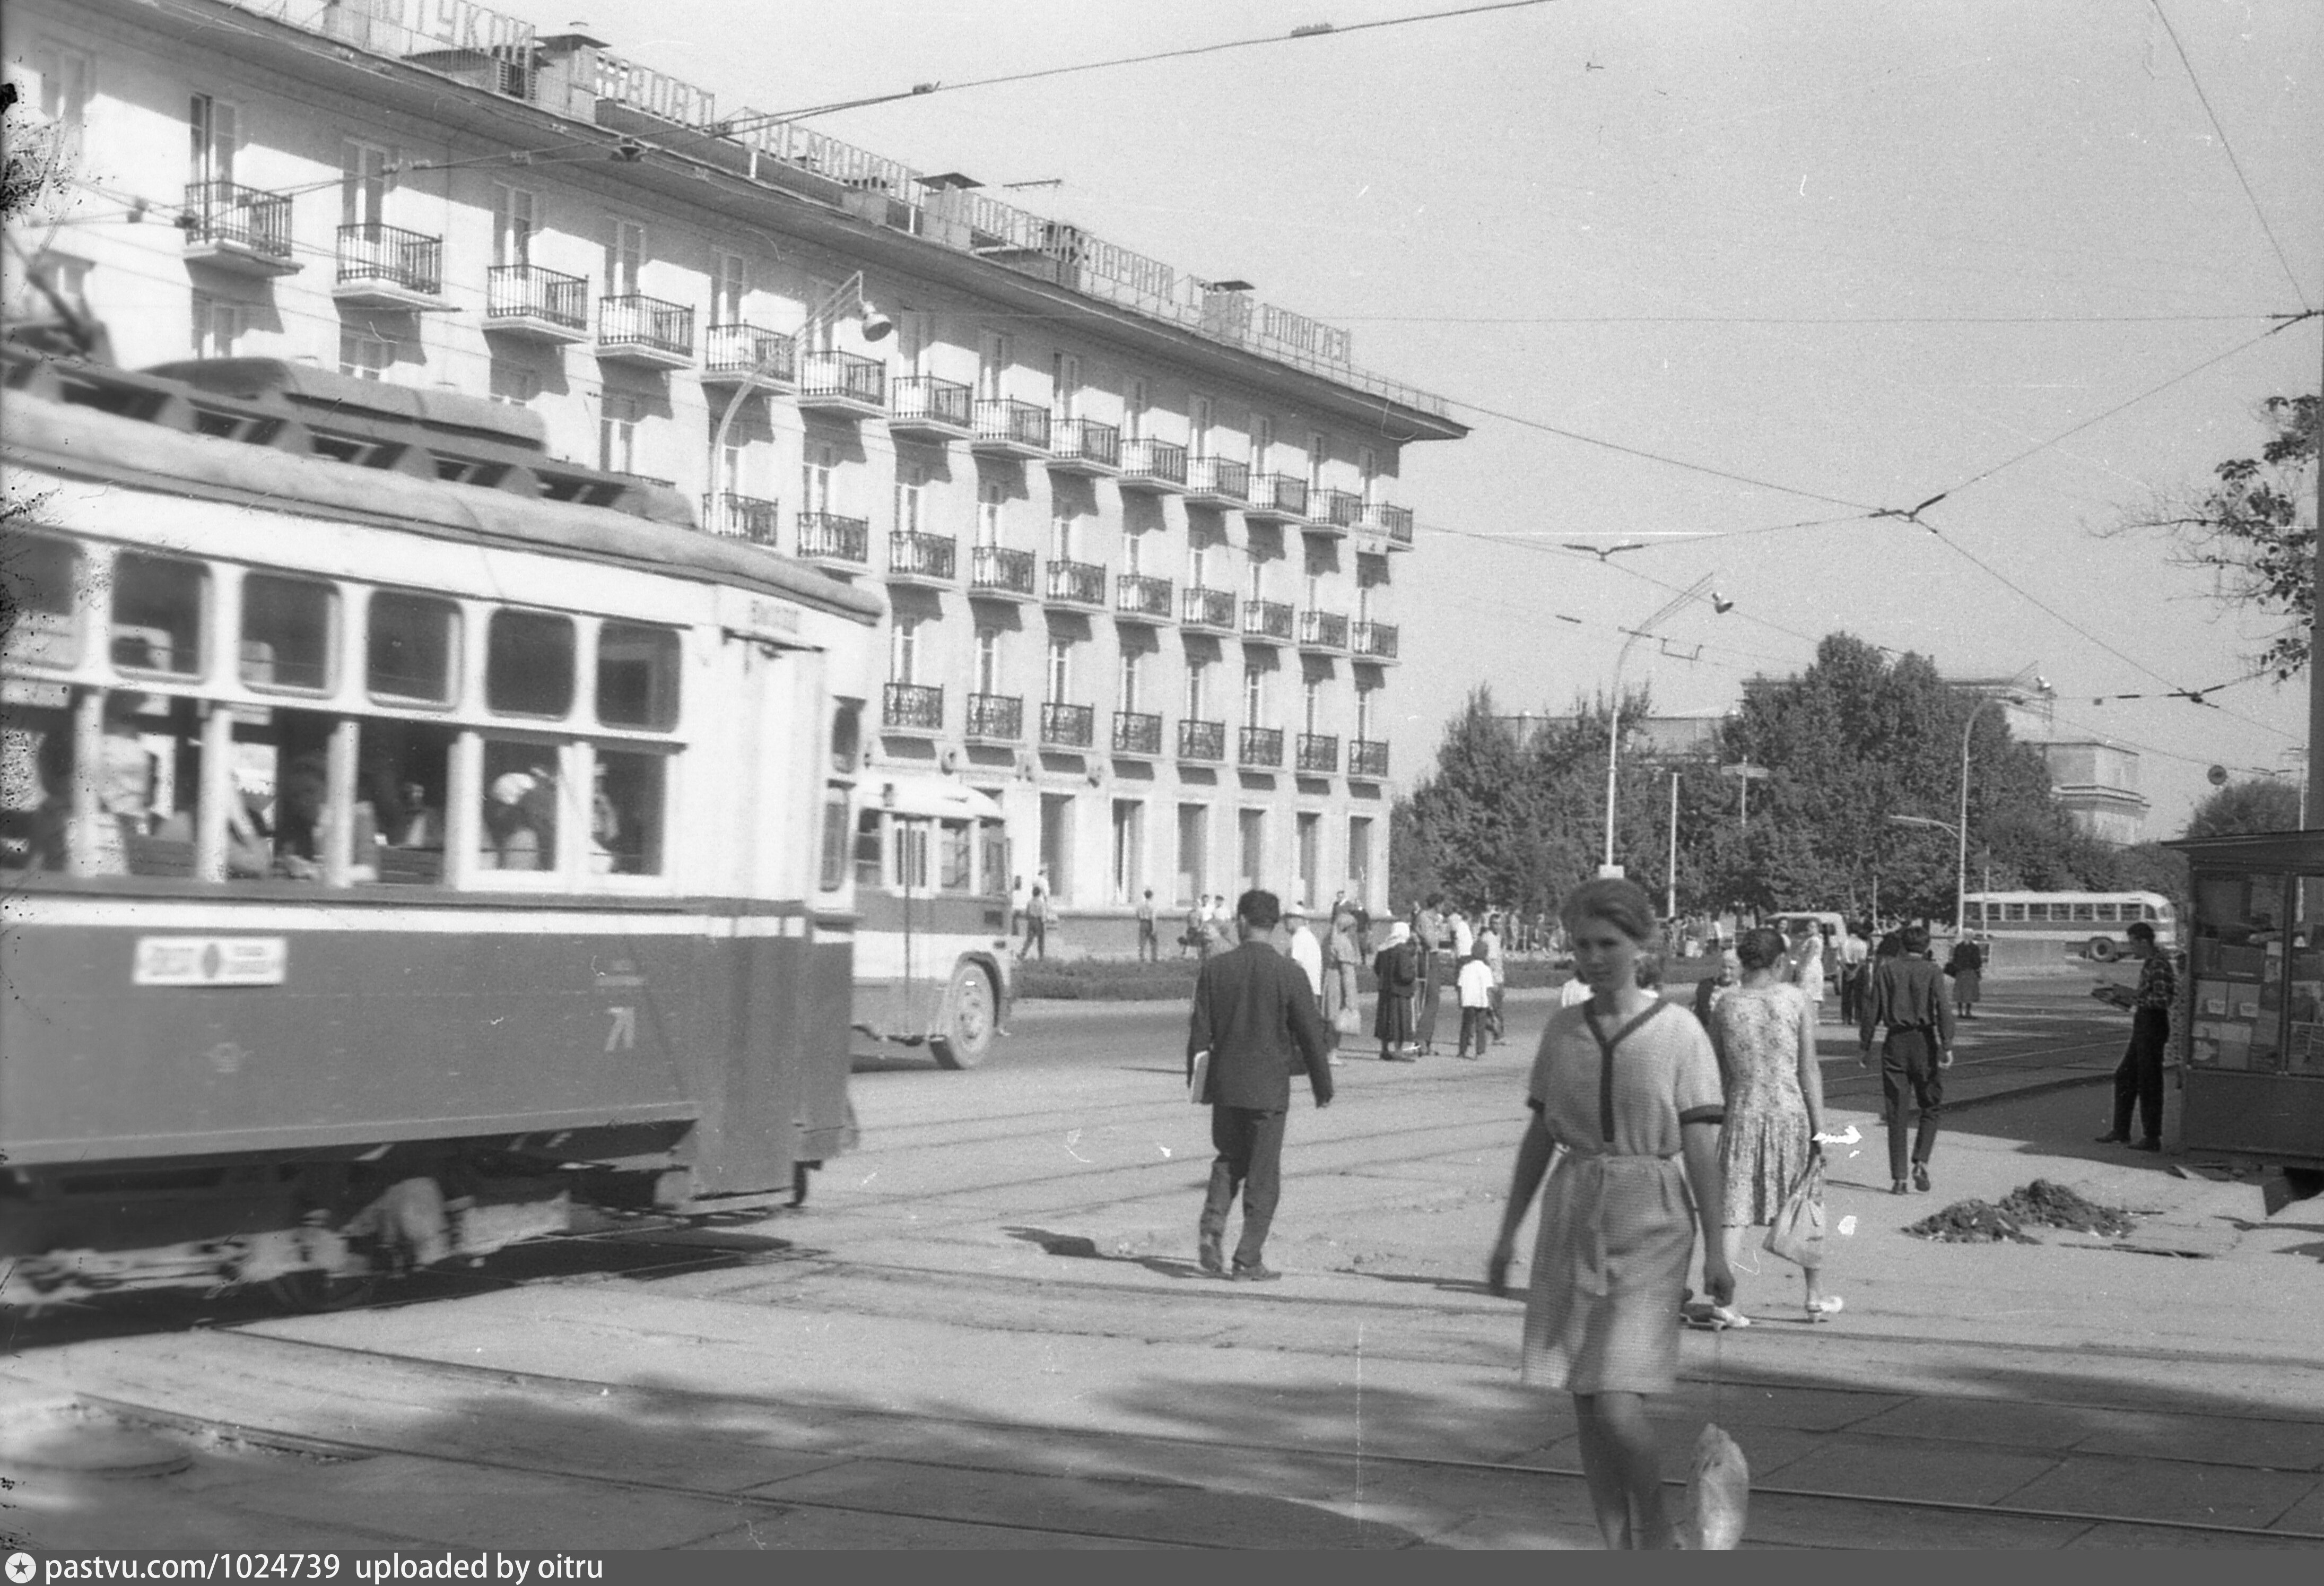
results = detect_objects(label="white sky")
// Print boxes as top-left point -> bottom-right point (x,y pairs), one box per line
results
538,0 -> 2321,832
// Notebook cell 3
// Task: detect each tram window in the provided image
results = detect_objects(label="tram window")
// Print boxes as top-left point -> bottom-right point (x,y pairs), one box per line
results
477,740 -> 560,871
939,819 -> 973,891
485,610 -> 575,718
820,786 -> 849,892
596,623 -> 680,731
241,575 -> 336,694
2,535 -> 80,669
592,749 -> 665,876
369,593 -> 459,705
216,708 -> 338,884
979,820 -> 1008,897
359,717 -> 455,885
0,708 -> 70,872
854,809 -> 883,888
110,554 -> 206,677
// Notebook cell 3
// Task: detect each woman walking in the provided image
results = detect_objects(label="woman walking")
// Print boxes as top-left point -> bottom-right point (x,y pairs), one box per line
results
1487,878 -> 1731,1549
1710,928 -> 1837,1325
1373,920 -> 1418,1062
1945,935 -> 1983,1020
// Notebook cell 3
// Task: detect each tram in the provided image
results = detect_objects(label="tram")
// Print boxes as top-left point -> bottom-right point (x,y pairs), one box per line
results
0,351 -> 883,1302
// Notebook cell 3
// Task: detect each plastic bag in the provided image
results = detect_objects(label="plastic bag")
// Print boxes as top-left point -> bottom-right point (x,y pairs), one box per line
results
1682,1423 -> 1750,1549
1763,1156 -> 1826,1268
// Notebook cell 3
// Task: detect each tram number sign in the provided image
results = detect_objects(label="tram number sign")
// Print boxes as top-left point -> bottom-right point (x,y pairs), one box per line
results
134,936 -> 288,987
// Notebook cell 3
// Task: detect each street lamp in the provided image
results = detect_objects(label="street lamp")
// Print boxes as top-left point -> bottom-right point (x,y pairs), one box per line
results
1600,575 -> 1715,876
707,271 -> 892,532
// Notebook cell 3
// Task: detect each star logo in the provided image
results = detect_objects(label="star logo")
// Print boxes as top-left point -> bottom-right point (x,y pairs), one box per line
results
7,1552 -> 38,1584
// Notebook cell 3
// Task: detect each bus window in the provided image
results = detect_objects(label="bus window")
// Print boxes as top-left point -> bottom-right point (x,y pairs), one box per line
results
592,748 -> 665,876
369,592 -> 459,705
820,785 -> 848,892
241,575 -> 337,694
2094,902 -> 2118,922
2005,903 -> 2026,921
596,622 -> 681,731
854,809 -> 883,888
478,740 -> 560,871
2027,903 -> 2049,921
898,821 -> 930,891
2,535 -> 79,669
979,819 -> 1008,897
939,819 -> 973,891
110,553 -> 206,677
486,610 -> 575,718
2071,902 -> 2094,922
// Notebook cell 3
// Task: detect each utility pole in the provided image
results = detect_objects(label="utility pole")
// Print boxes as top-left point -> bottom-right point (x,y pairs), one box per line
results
2309,325 -> 2324,828
1666,769 -> 1681,922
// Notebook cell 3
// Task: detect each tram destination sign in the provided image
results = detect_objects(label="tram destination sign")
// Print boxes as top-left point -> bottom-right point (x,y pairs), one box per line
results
134,936 -> 289,987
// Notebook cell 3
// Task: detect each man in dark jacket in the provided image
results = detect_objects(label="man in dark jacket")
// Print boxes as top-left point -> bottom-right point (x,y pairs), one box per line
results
1187,888 -> 1334,1280
1858,922 -> 1956,1195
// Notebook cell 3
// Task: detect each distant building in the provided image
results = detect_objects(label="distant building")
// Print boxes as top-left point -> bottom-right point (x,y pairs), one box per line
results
1519,710 -> 1727,760
2003,701 -> 2147,844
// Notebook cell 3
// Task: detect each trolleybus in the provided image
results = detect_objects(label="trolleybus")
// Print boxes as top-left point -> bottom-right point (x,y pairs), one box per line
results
1961,890 -> 2176,962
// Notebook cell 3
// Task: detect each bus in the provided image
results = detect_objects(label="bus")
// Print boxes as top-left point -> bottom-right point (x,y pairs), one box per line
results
841,773 -> 1013,1068
0,351 -> 882,1303
1961,890 -> 2177,961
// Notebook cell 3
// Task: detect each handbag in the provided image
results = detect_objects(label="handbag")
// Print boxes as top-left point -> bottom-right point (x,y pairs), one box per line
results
1188,1050 -> 1210,1105
1762,1156 -> 1826,1268
1332,1004 -> 1363,1037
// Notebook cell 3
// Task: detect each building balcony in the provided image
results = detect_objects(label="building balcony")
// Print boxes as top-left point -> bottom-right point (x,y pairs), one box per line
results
1242,599 -> 1294,644
971,398 -> 1051,458
702,324 -> 797,390
882,681 -> 944,734
969,544 -> 1038,601
1112,710 -> 1163,758
1040,701 -> 1095,750
1350,738 -> 1390,779
1182,586 -> 1237,632
1361,502 -> 1415,552
1178,718 -> 1226,763
701,492 -> 781,547
965,692 -> 1023,743
1119,438 -> 1188,493
596,294 -> 695,368
1238,726 -> 1284,768
1115,573 -> 1174,624
1186,456 -> 1250,507
333,222 -> 443,308
1045,558 -> 1107,609
797,511 -> 870,566
889,531 -> 957,586
482,264 -> 589,343
798,350 -> 886,417
1245,473 -> 1309,525
180,181 -> 298,278
1308,488 -> 1366,538
1047,417 -> 1121,476
1296,733 -> 1340,775
1298,609 -> 1350,652
1352,619 -> 1400,663
889,374 -> 973,440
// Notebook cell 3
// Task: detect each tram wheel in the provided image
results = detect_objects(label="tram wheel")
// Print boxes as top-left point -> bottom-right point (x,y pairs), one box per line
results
2087,936 -> 2119,962
930,963 -> 997,1070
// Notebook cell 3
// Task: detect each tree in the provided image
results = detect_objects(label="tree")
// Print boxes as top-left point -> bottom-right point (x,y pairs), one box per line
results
2185,776 -> 2302,838
2107,394 -> 2319,680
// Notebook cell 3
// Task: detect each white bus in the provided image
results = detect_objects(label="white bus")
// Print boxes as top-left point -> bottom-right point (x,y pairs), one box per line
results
1962,891 -> 2177,961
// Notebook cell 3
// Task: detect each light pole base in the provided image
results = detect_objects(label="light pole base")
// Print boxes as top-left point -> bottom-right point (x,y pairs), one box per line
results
1596,863 -> 1627,879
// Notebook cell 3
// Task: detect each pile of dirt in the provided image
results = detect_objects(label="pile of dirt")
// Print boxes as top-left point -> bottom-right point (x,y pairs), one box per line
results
1904,1200 -> 2035,1244
1997,1178 -> 2138,1236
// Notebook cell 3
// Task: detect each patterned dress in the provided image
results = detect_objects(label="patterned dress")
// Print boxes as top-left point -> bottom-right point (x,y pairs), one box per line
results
1712,982 -> 1814,1228
1522,999 -> 1725,1396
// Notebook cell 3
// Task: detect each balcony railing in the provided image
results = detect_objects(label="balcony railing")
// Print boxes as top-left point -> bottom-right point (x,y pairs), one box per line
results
1238,726 -> 1285,768
972,398 -> 1051,452
1242,599 -> 1293,641
1045,558 -> 1106,608
1187,456 -> 1250,502
598,293 -> 695,361
1178,718 -> 1226,762
1350,739 -> 1391,778
335,221 -> 441,296
1115,573 -> 1173,621
966,692 -> 1023,741
891,374 -> 973,430
970,544 -> 1037,597
1119,437 -> 1188,489
1352,620 -> 1399,660
1373,504 -> 1415,547
1112,710 -> 1163,757
1299,609 -> 1350,649
1249,473 -> 1309,518
1040,701 -> 1095,749
1296,733 -> 1340,774
1182,586 -> 1236,630
702,492 -> 781,546
703,323 -> 797,385
800,349 -> 885,408
883,681 -> 945,732
1312,488 -> 1366,531
889,531 -> 957,582
486,263 -> 588,332
1049,416 -> 1121,471
182,180 -> 294,268
797,511 -> 870,564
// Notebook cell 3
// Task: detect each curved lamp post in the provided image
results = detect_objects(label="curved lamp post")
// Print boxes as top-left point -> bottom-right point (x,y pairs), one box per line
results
1599,575 -> 1715,876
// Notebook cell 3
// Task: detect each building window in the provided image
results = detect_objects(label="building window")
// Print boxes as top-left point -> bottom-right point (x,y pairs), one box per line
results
1252,414 -> 1273,472
1296,812 -> 1320,907
894,461 -> 926,534
1358,445 -> 1379,503
1190,395 -> 1214,460
339,325 -> 395,380
712,248 -> 745,323
896,309 -> 933,372
189,93 -> 237,187
29,46 -> 93,157
491,183 -> 537,267
1051,352 -> 1081,419
802,443 -> 837,515
1050,510 -> 1075,562
978,328 -> 1012,401
1118,650 -> 1141,713
890,617 -> 921,683
1243,665 -> 1264,727
1238,808 -> 1265,894
1348,816 -> 1372,894
1045,636 -> 1072,703
1303,676 -> 1323,735
1308,431 -> 1329,491
1185,655 -> 1208,718
978,481 -> 1005,545
1355,684 -> 1376,741
1126,375 -> 1151,441
607,219 -> 646,296
1111,800 -> 1144,903
1247,552 -> 1266,601
974,627 -> 1002,694
599,393 -> 640,473
192,291 -> 242,358
342,140 -> 391,228
1176,803 -> 1207,907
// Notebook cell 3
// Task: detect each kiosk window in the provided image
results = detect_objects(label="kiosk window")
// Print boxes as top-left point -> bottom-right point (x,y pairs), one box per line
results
110,554 -> 206,677
369,593 -> 459,705
597,623 -> 680,730
2,535 -> 79,668
241,575 -> 336,692
486,611 -> 575,718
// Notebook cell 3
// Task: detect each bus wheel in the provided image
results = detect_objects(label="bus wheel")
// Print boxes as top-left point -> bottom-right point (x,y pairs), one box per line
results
932,964 -> 997,1070
2087,936 -> 2119,962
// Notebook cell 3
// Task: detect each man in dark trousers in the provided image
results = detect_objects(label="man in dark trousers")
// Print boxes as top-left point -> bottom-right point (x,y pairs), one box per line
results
1858,922 -> 1956,1196
2096,920 -> 2177,1151
1187,888 -> 1334,1281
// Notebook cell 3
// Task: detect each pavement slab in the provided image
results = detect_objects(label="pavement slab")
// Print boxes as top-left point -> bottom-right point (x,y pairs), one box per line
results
1997,1452 -> 2321,1529
689,1510 -> 1153,1549
1764,1439 -> 2064,1506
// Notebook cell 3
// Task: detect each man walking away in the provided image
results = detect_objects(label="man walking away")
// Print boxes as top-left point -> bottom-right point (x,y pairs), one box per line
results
1456,940 -> 1494,1059
2096,920 -> 2175,1151
1478,911 -> 1507,1043
1839,921 -> 1871,1025
1187,890 -> 1334,1280
1023,879 -> 1049,959
1136,888 -> 1159,963
1185,896 -> 1207,960
1858,923 -> 1955,1195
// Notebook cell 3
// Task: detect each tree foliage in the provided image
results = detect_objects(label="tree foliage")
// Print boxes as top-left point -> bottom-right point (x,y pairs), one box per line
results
2184,776 -> 2303,839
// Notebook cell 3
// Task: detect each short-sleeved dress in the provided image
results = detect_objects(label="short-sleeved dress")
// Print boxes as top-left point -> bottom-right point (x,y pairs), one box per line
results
1711,982 -> 1814,1228
1522,998 -> 1726,1396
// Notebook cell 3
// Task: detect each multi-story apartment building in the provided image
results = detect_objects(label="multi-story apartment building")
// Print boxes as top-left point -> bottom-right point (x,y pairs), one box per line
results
5,0 -> 1467,948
